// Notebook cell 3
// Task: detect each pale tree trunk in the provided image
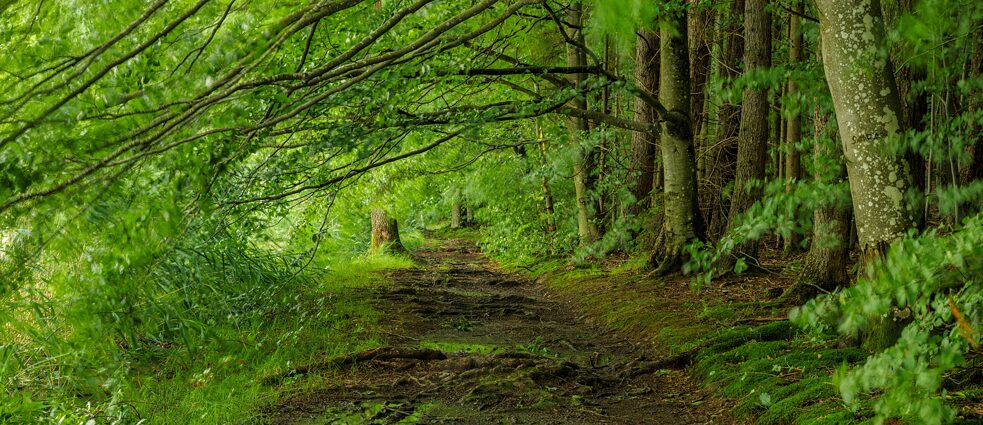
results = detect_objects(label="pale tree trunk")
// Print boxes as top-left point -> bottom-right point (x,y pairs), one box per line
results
565,1 -> 599,245
783,1 -> 805,253
629,30 -> 660,218
817,0 -> 918,349
705,0 -> 744,241
725,0 -> 771,261
649,7 -> 705,274
782,99 -> 852,302
370,209 -> 406,255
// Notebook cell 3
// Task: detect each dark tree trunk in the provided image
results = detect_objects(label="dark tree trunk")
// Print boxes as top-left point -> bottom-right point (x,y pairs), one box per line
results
782,104 -> 852,303
704,0 -> 744,241
885,0 -> 928,227
537,127 -> 558,236
451,203 -> 463,229
370,209 -> 406,255
725,0 -> 771,261
629,30 -> 660,218
783,1 -> 805,254
565,1 -> 600,245
689,0 -> 713,187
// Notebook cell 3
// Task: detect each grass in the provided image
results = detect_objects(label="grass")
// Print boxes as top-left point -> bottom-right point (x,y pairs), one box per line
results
119,253 -> 415,424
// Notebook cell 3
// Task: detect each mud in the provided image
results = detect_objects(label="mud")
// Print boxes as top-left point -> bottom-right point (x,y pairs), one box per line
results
266,239 -> 734,424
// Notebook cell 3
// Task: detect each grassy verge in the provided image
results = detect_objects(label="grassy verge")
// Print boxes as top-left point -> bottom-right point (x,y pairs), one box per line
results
127,254 -> 415,424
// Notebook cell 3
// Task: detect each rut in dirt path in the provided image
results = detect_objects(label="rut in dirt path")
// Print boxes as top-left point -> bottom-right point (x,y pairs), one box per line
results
267,238 -> 733,424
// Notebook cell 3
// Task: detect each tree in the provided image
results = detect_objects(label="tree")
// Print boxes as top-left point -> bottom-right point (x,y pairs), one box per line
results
370,208 -> 407,255
816,0 -> 919,348
649,5 -> 705,274
564,1 -> 601,245
783,99 -> 852,302
725,0 -> 772,261
689,0 -> 714,185
704,0 -> 745,240
783,0 -> 805,253
628,30 -> 660,219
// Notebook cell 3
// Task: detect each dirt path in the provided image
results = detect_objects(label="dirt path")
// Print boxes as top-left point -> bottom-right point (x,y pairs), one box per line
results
268,238 -> 734,424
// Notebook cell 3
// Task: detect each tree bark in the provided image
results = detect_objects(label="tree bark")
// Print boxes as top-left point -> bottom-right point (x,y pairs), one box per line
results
689,0 -> 714,186
628,30 -> 660,218
783,1 -> 805,253
649,7 -> 705,274
451,203 -> 463,229
565,1 -> 600,245
704,0 -> 744,241
537,125 -> 557,236
816,0 -> 919,349
370,208 -> 407,255
783,102 -> 852,302
725,0 -> 771,261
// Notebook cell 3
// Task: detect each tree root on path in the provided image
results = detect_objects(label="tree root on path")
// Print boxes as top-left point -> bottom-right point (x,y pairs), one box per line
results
263,347 -> 447,385
619,346 -> 702,380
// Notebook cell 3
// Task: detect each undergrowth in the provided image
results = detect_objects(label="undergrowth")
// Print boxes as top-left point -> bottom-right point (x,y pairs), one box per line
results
0,222 -> 415,424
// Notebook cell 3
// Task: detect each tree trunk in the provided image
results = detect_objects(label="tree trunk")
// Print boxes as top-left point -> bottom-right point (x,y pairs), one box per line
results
451,203 -> 463,229
689,0 -> 713,189
783,1 -> 805,254
565,1 -> 599,245
782,101 -> 852,303
649,8 -> 705,274
537,126 -> 557,236
816,0 -> 918,350
725,0 -> 771,261
884,0 -> 928,227
370,209 -> 406,255
628,30 -> 660,218
704,0 -> 744,241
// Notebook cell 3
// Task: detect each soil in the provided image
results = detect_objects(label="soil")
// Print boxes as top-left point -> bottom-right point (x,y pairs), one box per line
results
266,238 -> 737,424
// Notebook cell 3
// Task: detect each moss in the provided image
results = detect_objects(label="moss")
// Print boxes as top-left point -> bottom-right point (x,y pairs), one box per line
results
534,267 -> 871,424
691,322 -> 871,424
419,341 -> 501,355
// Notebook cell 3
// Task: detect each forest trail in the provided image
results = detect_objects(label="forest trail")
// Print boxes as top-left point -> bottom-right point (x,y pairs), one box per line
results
267,238 -> 733,424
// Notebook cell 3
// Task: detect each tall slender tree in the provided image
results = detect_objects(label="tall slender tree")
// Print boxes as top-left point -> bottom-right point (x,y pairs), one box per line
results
628,30 -> 660,219
704,0 -> 745,240
783,1 -> 805,253
564,1 -> 600,245
725,0 -> 771,261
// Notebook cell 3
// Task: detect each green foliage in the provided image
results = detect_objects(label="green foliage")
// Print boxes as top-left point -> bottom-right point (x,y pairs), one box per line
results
793,214 -> 983,424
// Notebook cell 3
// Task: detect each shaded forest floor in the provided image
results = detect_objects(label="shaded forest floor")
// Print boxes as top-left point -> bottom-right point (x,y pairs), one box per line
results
260,234 -> 983,424
265,237 -> 736,424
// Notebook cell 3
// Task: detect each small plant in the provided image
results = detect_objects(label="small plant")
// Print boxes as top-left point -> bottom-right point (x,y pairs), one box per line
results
450,316 -> 479,332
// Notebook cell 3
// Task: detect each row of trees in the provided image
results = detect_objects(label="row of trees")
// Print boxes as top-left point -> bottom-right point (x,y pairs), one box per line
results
0,0 -> 979,422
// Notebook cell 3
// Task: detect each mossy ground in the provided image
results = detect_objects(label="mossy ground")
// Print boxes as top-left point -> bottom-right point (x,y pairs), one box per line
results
527,261 -> 882,424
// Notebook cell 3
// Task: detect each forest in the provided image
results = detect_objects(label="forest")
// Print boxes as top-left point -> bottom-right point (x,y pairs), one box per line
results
0,0 -> 980,423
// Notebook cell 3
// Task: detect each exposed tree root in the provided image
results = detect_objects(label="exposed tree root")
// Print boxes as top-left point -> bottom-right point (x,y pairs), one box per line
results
264,347 -> 447,385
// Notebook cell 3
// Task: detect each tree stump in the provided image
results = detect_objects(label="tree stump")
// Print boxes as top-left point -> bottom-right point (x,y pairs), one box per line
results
370,209 -> 407,254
